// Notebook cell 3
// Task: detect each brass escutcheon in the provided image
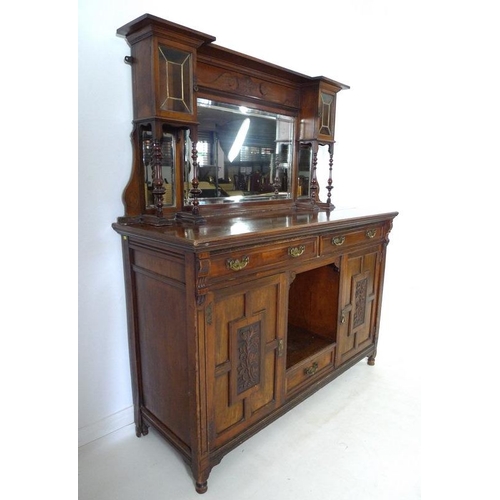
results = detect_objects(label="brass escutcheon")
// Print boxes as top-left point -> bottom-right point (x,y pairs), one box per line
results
366,229 -> 377,239
277,339 -> 284,357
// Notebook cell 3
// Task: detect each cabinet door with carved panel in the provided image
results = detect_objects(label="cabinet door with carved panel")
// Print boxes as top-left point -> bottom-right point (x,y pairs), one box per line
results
205,274 -> 287,449
337,245 -> 383,366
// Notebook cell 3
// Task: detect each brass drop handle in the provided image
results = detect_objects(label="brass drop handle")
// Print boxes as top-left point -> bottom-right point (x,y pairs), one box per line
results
332,235 -> 345,246
304,362 -> 319,376
288,245 -> 305,257
226,256 -> 250,271
340,314 -> 346,324
366,229 -> 377,239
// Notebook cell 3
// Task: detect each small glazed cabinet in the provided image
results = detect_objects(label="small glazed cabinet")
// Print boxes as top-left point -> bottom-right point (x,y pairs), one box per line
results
113,14 -> 397,494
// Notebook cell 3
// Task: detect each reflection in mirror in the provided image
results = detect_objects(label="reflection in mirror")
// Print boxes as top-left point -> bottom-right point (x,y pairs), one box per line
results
297,143 -> 333,205
316,144 -> 332,203
185,99 -> 294,204
297,145 -> 312,198
143,128 -> 175,207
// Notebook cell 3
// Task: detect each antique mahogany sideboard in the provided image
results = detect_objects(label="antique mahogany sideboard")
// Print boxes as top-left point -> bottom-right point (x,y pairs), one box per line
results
113,14 -> 397,493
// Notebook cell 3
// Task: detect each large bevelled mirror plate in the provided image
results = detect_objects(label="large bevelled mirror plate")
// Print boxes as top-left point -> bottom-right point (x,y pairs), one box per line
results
184,99 -> 294,204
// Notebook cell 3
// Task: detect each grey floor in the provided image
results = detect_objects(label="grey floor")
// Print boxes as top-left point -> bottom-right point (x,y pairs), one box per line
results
79,334 -> 420,500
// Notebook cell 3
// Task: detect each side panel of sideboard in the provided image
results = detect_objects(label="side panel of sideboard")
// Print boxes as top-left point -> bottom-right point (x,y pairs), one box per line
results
120,237 -> 194,458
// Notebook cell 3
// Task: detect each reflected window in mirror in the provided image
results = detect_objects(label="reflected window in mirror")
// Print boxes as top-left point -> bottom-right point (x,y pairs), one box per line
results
297,145 -> 312,198
187,99 -> 295,204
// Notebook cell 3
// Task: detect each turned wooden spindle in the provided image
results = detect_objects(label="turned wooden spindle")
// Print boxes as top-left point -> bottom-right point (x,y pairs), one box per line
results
151,139 -> 165,218
326,144 -> 335,210
189,140 -> 202,216
309,148 -> 318,205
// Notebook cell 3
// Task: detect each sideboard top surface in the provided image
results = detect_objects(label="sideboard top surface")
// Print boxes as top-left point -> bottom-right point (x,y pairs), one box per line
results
113,207 -> 398,251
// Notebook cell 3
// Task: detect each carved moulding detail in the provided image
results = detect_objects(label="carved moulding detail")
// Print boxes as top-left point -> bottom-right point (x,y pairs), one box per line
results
197,65 -> 301,108
204,72 -> 269,98
205,302 -> 213,326
236,322 -> 261,394
196,254 -> 211,305
384,220 -> 394,244
229,312 -> 265,405
353,277 -> 368,328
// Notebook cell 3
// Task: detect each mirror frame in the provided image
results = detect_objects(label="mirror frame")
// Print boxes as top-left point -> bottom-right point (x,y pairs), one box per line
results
182,98 -> 296,207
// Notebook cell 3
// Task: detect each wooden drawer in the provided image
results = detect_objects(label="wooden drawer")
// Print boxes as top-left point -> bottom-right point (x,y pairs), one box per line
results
286,346 -> 335,394
320,224 -> 384,256
209,237 -> 318,279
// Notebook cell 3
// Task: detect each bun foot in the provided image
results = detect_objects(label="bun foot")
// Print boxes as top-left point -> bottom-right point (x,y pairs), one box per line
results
367,355 -> 376,366
195,481 -> 208,494
193,464 -> 212,494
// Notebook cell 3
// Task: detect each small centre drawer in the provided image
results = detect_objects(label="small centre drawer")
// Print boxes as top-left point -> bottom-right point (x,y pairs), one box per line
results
209,237 -> 318,279
286,346 -> 335,394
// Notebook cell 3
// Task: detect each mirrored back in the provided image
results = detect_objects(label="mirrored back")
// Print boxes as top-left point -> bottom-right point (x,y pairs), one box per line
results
187,99 -> 295,204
